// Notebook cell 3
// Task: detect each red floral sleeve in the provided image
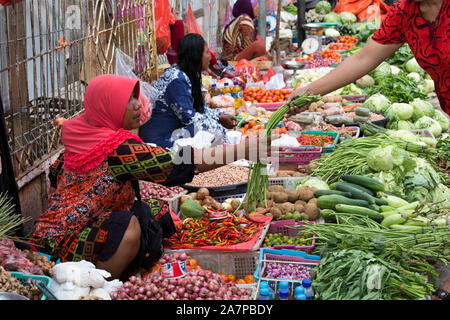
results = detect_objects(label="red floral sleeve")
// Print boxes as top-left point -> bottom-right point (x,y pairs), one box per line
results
372,1 -> 407,44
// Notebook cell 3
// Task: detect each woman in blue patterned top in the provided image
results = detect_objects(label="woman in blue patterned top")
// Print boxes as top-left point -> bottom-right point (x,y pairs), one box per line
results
139,34 -> 237,149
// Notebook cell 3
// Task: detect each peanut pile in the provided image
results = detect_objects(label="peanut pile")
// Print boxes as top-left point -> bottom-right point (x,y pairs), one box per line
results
186,165 -> 249,187
0,266 -> 42,300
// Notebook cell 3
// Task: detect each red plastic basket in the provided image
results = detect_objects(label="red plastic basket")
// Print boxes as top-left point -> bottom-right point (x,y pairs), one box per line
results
252,101 -> 285,111
265,220 -> 316,253
277,146 -> 322,164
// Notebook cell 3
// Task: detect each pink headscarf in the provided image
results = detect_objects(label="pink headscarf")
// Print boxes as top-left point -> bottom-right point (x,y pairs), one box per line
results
62,74 -> 144,173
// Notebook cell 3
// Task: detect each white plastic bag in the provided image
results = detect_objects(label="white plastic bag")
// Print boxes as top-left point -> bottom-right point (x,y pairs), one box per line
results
264,73 -> 286,90
115,48 -> 158,125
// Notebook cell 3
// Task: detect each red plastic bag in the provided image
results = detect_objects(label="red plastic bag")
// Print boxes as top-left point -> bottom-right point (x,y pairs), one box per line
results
333,0 -> 389,21
261,68 -> 276,84
154,0 -> 175,54
0,0 -> 23,6
186,3 -> 203,35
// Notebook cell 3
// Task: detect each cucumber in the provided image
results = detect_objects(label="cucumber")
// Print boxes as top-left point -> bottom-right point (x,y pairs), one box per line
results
381,213 -> 407,228
313,189 -> 352,198
335,183 -> 375,204
380,205 -> 396,212
336,181 -> 375,196
340,174 -> 385,192
353,115 -> 370,123
320,209 -> 337,221
317,195 -> 370,210
374,197 -> 389,206
335,204 -> 384,222
389,224 -> 424,232
369,204 -> 381,212
329,182 -> 338,190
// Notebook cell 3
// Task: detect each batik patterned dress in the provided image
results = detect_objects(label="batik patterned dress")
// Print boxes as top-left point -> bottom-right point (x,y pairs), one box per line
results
30,140 -> 195,264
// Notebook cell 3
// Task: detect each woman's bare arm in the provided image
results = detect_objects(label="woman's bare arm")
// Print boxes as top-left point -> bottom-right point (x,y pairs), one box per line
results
289,39 -> 403,98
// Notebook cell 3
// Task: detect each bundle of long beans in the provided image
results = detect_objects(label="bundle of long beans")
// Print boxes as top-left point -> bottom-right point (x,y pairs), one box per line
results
239,94 -> 321,214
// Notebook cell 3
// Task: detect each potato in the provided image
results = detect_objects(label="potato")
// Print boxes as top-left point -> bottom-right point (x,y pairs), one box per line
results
270,207 -> 282,219
280,202 -> 295,214
188,192 -> 198,200
255,207 -> 265,213
308,198 -> 318,206
304,202 -> 320,220
273,192 -> 289,203
202,196 -> 216,207
317,100 -> 325,107
287,190 -> 299,202
268,185 -> 285,193
298,186 -> 315,202
294,203 -> 305,213
295,200 -> 307,207
267,192 -> 276,200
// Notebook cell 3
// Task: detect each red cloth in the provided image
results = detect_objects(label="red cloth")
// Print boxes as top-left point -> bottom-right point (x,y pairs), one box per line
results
167,20 -> 185,65
235,35 -> 267,62
62,74 -> 144,173
372,0 -> 450,113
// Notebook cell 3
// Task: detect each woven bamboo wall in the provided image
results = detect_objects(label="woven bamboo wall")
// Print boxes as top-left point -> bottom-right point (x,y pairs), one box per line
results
0,0 -> 159,180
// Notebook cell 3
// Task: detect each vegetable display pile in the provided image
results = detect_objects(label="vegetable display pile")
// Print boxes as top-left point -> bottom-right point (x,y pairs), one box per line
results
113,270 -> 252,301
139,181 -> 185,200
263,232 -> 313,248
243,88 -> 293,104
263,262 -> 312,281
164,215 -> 261,248
240,93 -> 321,214
0,266 -> 42,300
296,134 -> 335,147
0,239 -> 43,275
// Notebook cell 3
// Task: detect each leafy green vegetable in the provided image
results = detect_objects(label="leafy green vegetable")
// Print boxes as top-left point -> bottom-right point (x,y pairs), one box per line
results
405,58 -> 425,75
366,144 -> 415,172
386,103 -> 414,121
411,98 -> 434,121
415,116 -> 442,137
371,62 -> 392,84
385,44 -> 414,68
433,110 -> 449,132
315,1 -> 331,14
363,93 -> 391,113
356,75 -> 375,89
367,72 -> 427,103
340,11 -> 357,24
418,79 -> 435,94
323,12 -> 341,23
282,3 -> 297,15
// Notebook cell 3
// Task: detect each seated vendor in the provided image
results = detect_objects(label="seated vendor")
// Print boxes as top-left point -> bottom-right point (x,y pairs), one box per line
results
28,74 -> 276,279
139,33 -> 237,149
221,0 -> 268,62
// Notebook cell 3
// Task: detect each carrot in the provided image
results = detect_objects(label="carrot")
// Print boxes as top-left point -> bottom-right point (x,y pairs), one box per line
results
343,103 -> 360,111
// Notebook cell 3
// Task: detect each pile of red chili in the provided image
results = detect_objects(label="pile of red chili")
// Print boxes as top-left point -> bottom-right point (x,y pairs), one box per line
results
165,214 -> 261,247
296,134 -> 335,147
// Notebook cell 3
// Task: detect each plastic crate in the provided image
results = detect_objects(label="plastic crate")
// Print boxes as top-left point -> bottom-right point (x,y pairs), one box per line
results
295,130 -> 339,153
236,283 -> 258,300
159,190 -> 188,214
254,248 -> 320,297
9,271 -> 53,300
268,177 -> 307,191
212,193 -> 246,204
278,146 -> 323,165
263,220 -> 316,253
165,249 -> 260,280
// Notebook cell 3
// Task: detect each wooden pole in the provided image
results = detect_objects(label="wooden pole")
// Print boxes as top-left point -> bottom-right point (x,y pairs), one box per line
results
274,0 -> 282,65
257,0 -> 267,45
297,0 -> 306,47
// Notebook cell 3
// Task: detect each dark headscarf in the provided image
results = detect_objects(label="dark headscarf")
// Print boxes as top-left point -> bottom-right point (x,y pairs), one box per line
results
232,0 -> 255,19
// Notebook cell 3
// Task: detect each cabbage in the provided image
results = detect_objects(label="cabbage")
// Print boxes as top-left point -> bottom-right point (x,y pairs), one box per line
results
414,116 -> 442,137
297,177 -> 329,190
387,129 -> 420,143
325,28 -> 340,37
432,110 -> 449,132
356,75 -> 375,89
315,1 -> 331,14
363,93 -> 391,113
323,12 -> 341,23
405,58 -> 425,74
390,65 -> 401,75
387,103 -> 414,121
418,79 -> 435,94
407,72 -> 421,82
371,62 -> 392,84
340,11 -> 357,24
367,144 -> 412,172
410,98 -> 434,122
393,120 -> 415,130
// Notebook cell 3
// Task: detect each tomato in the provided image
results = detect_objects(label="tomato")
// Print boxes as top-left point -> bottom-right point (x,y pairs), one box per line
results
187,258 -> 199,268
236,279 -> 246,284
227,273 -> 237,283
244,275 -> 255,284
249,120 -> 257,128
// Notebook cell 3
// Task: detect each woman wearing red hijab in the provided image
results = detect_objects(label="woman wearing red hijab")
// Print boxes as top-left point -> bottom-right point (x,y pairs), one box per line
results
289,0 -> 449,113
29,74 -> 274,279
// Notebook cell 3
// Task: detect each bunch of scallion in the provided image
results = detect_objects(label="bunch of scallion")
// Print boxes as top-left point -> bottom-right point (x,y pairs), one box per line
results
239,94 -> 321,214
